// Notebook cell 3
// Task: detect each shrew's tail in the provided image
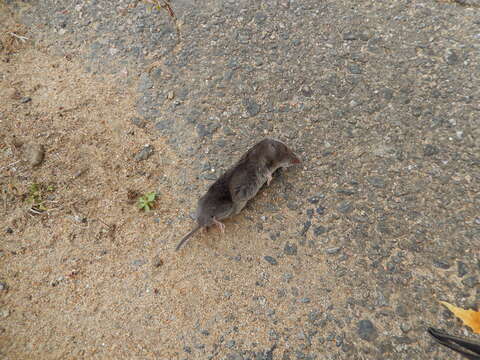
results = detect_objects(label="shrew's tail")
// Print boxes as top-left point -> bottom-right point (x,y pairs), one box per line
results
175,225 -> 201,251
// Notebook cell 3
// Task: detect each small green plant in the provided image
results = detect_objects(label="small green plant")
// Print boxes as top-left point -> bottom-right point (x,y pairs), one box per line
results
27,182 -> 55,211
138,191 -> 157,211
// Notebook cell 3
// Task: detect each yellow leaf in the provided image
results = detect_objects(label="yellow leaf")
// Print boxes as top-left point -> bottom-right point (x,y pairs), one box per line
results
440,301 -> 480,334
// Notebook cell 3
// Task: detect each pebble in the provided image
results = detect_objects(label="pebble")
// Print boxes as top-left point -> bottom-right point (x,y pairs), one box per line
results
325,247 -> 341,255
457,261 -> 468,277
423,144 -> 439,157
132,259 -> 147,267
155,119 -> 173,131
314,226 -> 327,236
337,201 -> 353,214
357,320 -> 377,342
264,256 -> 278,265
5,228 -> 13,234
138,73 -> 153,92
24,143 -> 45,167
284,242 -> 297,255
0,282 -> 8,291
395,305 -> 408,318
341,342 -> 353,353
306,209 -> 314,218
461,276 -> 478,288
130,117 -> 145,128
348,65 -> 362,74
433,259 -> 450,270
300,220 -> 311,236
20,96 -> 32,103
336,189 -> 355,195
343,32 -> 357,40
152,255 -> 163,268
243,98 -> 261,117
308,310 -> 321,322
197,122 -> 220,138
367,177 -> 386,188
301,85 -> 313,97
226,353 -> 243,360
307,196 -> 322,204
134,144 -> 154,161
316,206 -> 325,215
269,329 -> 279,340
336,335 -> 344,347
445,49 -> 459,65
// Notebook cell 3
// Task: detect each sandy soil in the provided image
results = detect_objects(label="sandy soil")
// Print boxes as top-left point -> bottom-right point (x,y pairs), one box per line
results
0,10 -> 314,360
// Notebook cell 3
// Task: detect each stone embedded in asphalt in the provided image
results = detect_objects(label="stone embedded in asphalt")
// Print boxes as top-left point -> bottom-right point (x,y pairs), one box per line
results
367,177 -> 386,188
461,276 -> 478,288
338,201 -> 353,214
284,242 -> 297,255
343,32 -> 357,40
308,197 -> 320,204
314,226 -> 327,236
326,247 -> 341,255
264,256 -> 278,265
457,261 -> 468,277
243,98 -> 261,117
433,259 -> 451,269
424,144 -> 439,157
301,220 -> 312,235
134,144 -> 154,161
357,320 -> 378,342
130,117 -> 145,128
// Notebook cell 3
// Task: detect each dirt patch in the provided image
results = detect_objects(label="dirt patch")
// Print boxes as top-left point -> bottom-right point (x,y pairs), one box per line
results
0,12 -> 190,359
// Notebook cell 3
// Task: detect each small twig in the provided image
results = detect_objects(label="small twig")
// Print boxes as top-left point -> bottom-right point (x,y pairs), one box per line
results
72,204 -> 112,230
143,0 -> 181,42
28,207 -> 44,215
0,160 -> 21,172
2,190 -> 7,215
9,32 -> 28,42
